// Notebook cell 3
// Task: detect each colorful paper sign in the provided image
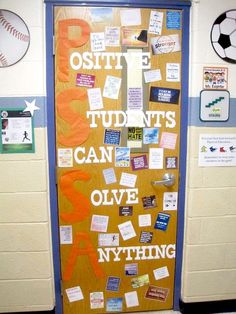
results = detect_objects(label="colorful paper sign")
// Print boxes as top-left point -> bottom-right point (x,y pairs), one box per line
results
145,285 -> 169,302
118,220 -> 136,240
203,67 -> 228,90
151,34 -> 181,55
103,75 -> 122,99
131,155 -> 148,171
139,231 -> 153,243
115,147 -> 130,167
104,129 -> 121,145
142,195 -> 157,209
125,263 -> 138,276
58,148 -> 73,168
106,276 -> 121,291
166,11 -> 181,29
131,274 -> 149,288
76,73 -> 95,88
60,225 -> 73,244
106,298 -> 123,312
122,28 -> 148,47
143,128 -> 159,144
160,132 -> 178,150
0,109 -> 34,154
154,213 -> 170,231
98,233 -> 119,247
90,292 -> 104,309
65,286 -> 84,303
119,206 -> 133,216
199,134 -> 236,166
150,87 -> 180,104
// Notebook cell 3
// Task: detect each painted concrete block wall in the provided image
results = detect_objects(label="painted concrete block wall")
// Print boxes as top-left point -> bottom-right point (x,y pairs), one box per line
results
0,0 -> 55,312
182,0 -> 236,303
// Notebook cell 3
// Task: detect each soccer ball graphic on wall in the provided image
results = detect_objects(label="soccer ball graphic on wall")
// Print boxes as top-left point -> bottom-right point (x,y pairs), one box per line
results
211,9 -> 236,63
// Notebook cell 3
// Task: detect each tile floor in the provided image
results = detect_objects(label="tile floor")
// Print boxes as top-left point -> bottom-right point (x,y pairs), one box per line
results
127,311 -> 236,314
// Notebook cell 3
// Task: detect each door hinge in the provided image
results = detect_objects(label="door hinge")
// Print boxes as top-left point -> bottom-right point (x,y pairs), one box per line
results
60,279 -> 63,296
53,35 -> 55,56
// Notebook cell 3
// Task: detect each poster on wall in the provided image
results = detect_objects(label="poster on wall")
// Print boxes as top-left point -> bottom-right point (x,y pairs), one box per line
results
203,67 -> 228,90
199,134 -> 236,167
0,109 -> 35,153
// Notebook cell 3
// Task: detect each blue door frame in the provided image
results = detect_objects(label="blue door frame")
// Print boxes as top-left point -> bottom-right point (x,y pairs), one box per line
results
45,1 -> 190,312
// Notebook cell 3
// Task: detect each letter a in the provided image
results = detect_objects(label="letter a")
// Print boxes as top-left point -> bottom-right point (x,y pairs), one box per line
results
63,232 -> 104,280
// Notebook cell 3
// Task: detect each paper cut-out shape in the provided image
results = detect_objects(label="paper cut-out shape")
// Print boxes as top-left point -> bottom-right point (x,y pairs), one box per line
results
57,19 -> 90,82
60,170 -> 91,223
57,88 -> 90,146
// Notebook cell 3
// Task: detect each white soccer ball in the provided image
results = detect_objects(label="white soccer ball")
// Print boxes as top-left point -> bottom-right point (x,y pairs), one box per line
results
0,10 -> 30,67
211,9 -> 236,63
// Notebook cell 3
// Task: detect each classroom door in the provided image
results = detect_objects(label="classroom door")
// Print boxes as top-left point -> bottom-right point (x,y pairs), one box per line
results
54,5 -> 183,313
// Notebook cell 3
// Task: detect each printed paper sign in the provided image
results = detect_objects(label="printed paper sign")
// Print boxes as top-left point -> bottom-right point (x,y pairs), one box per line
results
122,28 -> 148,47
142,195 -> 157,209
66,286 -> 84,303
118,220 -> 136,241
60,225 -> 73,244
115,147 -> 130,167
145,285 -> 169,302
160,132 -> 178,150
150,87 -> 180,104
138,214 -> 151,227
151,34 -> 181,55
153,266 -> 169,281
166,11 -> 181,29
1,109 -> 34,153
148,11 -> 164,35
120,9 -> 141,26
143,128 -> 159,144
103,168 -> 117,184
105,27 -> 120,47
103,75 -> 121,99
200,90 -> 230,122
139,231 -> 153,243
58,148 -> 73,167
131,274 -> 149,288
144,69 -> 162,83
90,8 -> 113,23
106,298 -> 123,312
127,88 -> 143,110
154,213 -> 170,231
149,148 -> 164,169
163,192 -> 178,210
131,155 -> 148,171
203,67 -> 228,90
91,215 -> 109,232
98,233 -> 119,247
90,32 -> 105,52
119,206 -> 133,216
166,156 -> 178,169
125,263 -> 138,276
87,88 -> 103,110
125,291 -> 139,308
120,172 -> 137,188
76,73 -> 95,88
199,134 -> 236,167
128,127 -> 143,142
106,277 -> 121,291
90,292 -> 104,309
166,63 -> 180,82
104,129 -> 121,146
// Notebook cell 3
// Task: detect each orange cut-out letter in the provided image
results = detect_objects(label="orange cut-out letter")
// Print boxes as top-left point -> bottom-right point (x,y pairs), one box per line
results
60,170 -> 91,223
56,88 -> 90,147
63,232 -> 104,280
57,19 -> 90,82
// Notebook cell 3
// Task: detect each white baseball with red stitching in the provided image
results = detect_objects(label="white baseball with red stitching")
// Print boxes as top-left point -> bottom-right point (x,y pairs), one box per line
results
0,10 -> 30,67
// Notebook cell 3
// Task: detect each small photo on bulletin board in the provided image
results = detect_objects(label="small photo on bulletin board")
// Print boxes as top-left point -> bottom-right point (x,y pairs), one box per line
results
0,108 -> 35,153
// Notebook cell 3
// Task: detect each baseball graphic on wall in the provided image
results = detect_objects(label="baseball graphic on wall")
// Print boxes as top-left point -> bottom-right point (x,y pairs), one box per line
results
0,9 -> 30,67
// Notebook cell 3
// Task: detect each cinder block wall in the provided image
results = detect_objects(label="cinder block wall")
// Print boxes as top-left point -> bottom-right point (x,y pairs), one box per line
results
0,0 -> 55,312
182,0 -> 236,302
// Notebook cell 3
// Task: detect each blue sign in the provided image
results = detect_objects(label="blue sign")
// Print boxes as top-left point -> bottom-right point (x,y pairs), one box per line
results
166,11 -> 181,30
154,213 -> 170,231
106,277 -> 120,291
104,129 -> 121,145
150,87 -> 180,104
